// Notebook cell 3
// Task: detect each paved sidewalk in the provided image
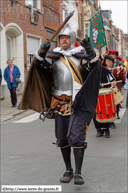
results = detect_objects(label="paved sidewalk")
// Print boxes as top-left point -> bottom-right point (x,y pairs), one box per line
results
0,94 -> 33,123
1,89 -> 127,123
1,93 -> 127,192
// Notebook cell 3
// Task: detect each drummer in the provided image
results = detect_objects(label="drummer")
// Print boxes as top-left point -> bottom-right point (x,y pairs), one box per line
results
104,55 -> 126,120
109,50 -> 126,93
93,62 -> 116,138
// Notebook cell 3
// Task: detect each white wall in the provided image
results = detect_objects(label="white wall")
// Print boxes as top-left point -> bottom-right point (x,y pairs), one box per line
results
0,22 -> 24,98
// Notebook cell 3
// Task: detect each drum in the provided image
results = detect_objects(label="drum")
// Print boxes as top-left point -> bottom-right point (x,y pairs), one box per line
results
96,88 -> 117,123
111,87 -> 124,105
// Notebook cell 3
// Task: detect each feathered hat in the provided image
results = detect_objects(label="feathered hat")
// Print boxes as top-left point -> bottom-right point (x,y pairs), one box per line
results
58,0 -> 78,49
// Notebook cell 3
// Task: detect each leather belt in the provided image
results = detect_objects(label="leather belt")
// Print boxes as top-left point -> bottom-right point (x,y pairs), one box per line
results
53,96 -> 71,102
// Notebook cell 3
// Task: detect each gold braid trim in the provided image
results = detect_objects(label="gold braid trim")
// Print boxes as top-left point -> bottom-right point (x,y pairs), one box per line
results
66,56 -> 83,84
61,145 -> 70,148
73,146 -> 84,149
60,56 -> 83,85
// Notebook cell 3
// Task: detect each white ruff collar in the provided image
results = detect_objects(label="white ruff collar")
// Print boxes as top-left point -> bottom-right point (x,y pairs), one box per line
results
53,46 -> 84,57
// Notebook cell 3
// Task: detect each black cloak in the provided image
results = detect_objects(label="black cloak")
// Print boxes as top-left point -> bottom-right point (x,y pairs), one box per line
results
19,50 -> 101,125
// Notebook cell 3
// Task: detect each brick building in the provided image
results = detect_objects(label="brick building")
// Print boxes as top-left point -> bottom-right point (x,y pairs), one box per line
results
83,0 -> 95,39
124,34 -> 128,59
61,0 -> 84,45
76,0 -> 84,43
1,0 -> 126,99
121,31 -> 124,58
102,10 -> 112,52
0,0 -> 62,98
0,0 -> 85,99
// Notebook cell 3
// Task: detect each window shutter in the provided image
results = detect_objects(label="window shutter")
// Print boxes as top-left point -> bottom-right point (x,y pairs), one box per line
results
27,37 -> 39,54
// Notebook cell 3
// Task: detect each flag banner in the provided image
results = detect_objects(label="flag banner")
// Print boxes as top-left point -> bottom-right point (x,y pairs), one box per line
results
90,10 -> 107,50
124,35 -> 128,49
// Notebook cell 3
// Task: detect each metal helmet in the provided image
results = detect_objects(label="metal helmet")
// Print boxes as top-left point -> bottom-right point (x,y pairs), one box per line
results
58,24 -> 76,49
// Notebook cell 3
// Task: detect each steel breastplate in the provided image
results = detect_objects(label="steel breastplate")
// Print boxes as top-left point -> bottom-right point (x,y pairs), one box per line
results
52,56 -> 85,96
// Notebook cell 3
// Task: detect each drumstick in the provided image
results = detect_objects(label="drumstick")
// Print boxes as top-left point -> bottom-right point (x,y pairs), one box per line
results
101,80 -> 122,86
111,66 -> 124,70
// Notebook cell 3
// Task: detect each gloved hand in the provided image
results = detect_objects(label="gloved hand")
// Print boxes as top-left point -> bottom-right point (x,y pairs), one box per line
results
38,40 -> 50,58
80,38 -> 96,61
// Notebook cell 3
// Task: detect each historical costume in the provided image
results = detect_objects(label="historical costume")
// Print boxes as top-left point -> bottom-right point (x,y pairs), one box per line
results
101,51 -> 126,129
20,24 -> 101,185
93,63 -> 116,138
104,55 -> 126,121
109,50 -> 126,90
124,56 -> 128,90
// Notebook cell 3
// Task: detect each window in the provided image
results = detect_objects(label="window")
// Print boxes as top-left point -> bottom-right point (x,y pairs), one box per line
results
33,0 -> 37,8
91,0 -> 95,4
26,0 -> 33,6
27,36 -> 40,70
27,55 -> 34,70
6,35 -> 12,61
103,20 -> 108,27
26,0 -> 40,9
102,10 -> 111,20
85,23 -> 89,37
7,38 -> 11,60
63,9 -> 67,22
45,27 -> 57,50
87,10 -> 90,16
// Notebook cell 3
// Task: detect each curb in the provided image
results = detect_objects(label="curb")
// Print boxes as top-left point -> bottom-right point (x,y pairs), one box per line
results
0,96 -> 5,100
1,109 -> 31,123
17,92 -> 22,95
0,92 -> 22,101
12,110 -> 27,116
1,115 -> 14,122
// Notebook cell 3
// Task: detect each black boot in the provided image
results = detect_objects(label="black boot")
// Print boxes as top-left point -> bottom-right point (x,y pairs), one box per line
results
60,146 -> 74,183
109,122 -> 116,129
73,148 -> 85,185
104,128 -> 110,138
60,169 -> 74,183
96,129 -> 104,137
116,104 -> 120,119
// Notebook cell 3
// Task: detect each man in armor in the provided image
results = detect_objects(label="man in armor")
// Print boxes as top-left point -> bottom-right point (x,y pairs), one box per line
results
20,24 -> 101,185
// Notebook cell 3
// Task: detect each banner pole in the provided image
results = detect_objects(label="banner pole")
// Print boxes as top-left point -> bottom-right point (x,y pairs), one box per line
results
99,1 -> 108,52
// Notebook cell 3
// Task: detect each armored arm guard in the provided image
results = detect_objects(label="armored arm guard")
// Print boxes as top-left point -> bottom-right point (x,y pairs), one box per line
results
80,38 -> 96,61
33,40 -> 52,70
34,51 -> 53,70
39,40 -> 50,58
81,49 -> 99,71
